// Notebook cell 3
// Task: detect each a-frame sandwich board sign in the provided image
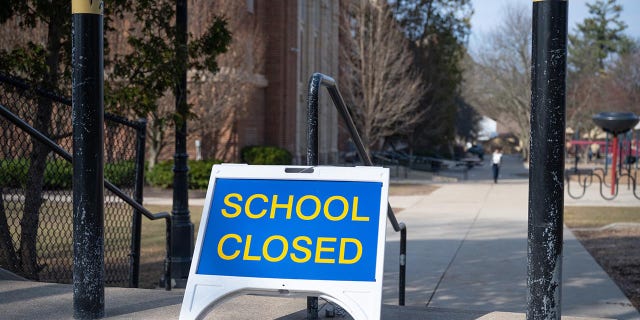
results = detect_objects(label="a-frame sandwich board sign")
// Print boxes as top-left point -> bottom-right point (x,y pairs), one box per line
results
180,164 -> 389,319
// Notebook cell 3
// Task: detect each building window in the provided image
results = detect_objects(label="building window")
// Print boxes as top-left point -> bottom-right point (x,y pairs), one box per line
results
247,0 -> 254,14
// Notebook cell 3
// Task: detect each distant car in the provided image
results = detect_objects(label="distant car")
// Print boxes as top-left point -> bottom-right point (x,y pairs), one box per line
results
467,145 -> 484,160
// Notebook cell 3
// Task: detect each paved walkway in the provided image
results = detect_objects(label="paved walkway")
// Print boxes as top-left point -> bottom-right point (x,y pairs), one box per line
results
382,155 -> 638,319
385,182 -> 638,319
1,155 -> 639,319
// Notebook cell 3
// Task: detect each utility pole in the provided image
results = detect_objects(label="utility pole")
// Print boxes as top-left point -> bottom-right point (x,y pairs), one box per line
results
527,0 -> 567,319
170,0 -> 194,287
72,0 -> 105,318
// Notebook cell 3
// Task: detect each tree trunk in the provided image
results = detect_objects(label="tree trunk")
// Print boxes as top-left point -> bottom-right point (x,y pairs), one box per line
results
20,137 -> 48,279
19,17 -> 62,280
0,188 -> 18,272
148,144 -> 160,170
147,116 -> 165,170
218,113 -> 237,161
20,96 -> 56,279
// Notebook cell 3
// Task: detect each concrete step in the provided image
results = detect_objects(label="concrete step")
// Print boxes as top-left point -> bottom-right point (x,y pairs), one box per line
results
0,279 -> 611,320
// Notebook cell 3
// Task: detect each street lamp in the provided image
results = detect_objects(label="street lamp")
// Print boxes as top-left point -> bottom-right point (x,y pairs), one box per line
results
170,0 -> 194,288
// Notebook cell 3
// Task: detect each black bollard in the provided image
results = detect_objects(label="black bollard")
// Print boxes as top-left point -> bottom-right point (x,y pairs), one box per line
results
528,0 -> 567,319
170,0 -> 194,287
130,119 -> 147,288
72,0 -> 105,318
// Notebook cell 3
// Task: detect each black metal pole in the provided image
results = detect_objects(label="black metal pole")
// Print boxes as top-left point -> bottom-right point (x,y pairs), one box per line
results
633,131 -> 640,170
399,223 -> 407,306
129,119 -> 147,288
627,133 -> 632,189
305,75 -> 320,320
618,136 -> 623,173
573,130 -> 579,172
626,132 -> 632,175
170,0 -> 194,288
307,75 -> 320,166
605,133 -> 609,175
72,1 -> 105,318
528,1 -> 567,319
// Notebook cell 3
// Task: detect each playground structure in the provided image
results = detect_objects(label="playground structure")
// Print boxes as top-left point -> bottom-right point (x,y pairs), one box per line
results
566,112 -> 640,200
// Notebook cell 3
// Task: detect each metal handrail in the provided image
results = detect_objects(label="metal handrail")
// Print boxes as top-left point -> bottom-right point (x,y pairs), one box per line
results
306,72 -> 407,306
0,73 -> 144,130
0,103 -> 172,291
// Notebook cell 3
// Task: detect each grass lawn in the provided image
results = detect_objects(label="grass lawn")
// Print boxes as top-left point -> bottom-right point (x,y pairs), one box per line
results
138,204 -> 204,288
388,183 -> 438,196
140,204 -> 205,250
564,206 -> 640,228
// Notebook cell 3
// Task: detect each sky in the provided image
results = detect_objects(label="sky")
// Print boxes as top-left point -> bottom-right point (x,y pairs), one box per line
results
469,0 -> 640,52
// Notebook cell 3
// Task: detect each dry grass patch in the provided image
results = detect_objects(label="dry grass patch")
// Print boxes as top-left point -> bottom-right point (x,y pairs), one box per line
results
388,184 -> 437,196
138,204 -> 203,288
564,206 -> 640,228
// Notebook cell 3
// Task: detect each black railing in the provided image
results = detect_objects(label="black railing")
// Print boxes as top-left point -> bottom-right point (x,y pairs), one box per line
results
0,74 -> 171,290
306,73 -> 408,311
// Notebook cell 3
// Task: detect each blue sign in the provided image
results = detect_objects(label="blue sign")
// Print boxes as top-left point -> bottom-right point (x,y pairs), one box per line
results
196,178 -> 382,282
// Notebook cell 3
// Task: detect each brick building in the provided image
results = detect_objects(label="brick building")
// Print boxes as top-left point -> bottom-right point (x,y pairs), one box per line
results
185,0 -> 340,164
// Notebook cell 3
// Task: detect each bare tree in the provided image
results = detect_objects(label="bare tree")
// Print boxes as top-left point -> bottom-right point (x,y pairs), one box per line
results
565,0 -> 635,140
464,3 -> 531,160
146,94 -> 175,168
188,0 -> 266,161
611,48 -> 640,109
339,0 -> 425,153
566,74 -> 600,139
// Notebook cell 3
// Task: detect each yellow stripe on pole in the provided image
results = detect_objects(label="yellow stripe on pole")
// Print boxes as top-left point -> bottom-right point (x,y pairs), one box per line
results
72,0 -> 103,14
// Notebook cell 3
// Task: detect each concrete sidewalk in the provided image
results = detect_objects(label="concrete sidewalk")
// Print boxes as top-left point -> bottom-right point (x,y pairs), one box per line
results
1,155 -> 638,319
385,182 -> 638,319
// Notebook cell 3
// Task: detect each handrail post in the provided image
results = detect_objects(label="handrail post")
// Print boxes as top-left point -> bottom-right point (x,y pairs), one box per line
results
307,75 -> 320,166
165,217 -> 172,291
129,118 -> 147,288
305,74 -> 321,320
399,223 -> 407,306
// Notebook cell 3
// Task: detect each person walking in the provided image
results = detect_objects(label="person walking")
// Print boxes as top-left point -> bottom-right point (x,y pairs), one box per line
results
492,147 -> 503,183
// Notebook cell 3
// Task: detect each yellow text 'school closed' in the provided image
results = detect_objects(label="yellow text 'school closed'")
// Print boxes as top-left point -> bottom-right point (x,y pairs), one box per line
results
212,192 -> 373,264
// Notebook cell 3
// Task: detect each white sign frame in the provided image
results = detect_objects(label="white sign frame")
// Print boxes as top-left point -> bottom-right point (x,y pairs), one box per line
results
179,164 -> 389,320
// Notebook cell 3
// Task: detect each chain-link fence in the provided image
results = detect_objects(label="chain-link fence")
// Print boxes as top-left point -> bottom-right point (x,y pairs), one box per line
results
0,73 -> 146,287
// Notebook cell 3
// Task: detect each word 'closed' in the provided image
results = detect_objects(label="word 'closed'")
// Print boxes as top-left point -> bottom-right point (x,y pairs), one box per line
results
217,234 -> 362,264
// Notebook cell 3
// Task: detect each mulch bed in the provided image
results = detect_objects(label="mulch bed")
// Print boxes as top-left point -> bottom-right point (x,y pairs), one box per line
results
572,226 -> 640,310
